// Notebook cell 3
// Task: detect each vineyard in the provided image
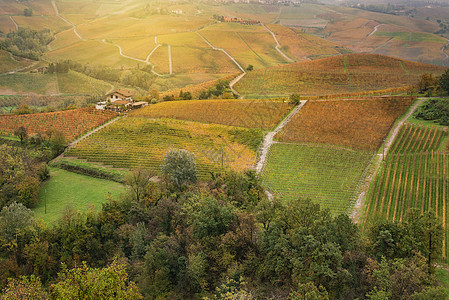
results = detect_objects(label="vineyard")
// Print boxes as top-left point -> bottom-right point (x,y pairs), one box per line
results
262,143 -> 373,215
130,99 -> 293,130
65,117 -> 261,179
363,124 -> 449,258
276,97 -> 415,151
233,53 -> 447,97
0,107 -> 117,141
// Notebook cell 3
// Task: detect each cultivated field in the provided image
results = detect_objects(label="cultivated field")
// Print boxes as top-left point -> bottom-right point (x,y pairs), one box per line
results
234,53 -> 447,97
130,99 -> 293,130
275,97 -> 415,151
262,143 -> 373,215
0,73 -> 58,94
0,107 -> 117,141
65,117 -> 261,179
363,124 -> 449,258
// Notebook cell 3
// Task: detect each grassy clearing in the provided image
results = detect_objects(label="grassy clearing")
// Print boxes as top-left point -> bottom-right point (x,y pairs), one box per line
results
262,143 -> 372,215
34,167 -> 125,224
0,50 -> 28,73
65,117 -> 261,179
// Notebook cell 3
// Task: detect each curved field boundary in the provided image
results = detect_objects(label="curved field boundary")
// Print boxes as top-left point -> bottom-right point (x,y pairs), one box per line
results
52,1 -> 85,41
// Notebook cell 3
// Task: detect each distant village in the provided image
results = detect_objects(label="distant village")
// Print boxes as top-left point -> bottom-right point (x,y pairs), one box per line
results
213,15 -> 261,25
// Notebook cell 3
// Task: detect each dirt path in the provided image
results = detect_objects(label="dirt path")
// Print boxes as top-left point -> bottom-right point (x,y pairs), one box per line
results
263,24 -> 294,63
196,32 -> 246,73
9,16 -> 18,30
367,24 -> 383,37
229,72 -> 247,98
146,36 -> 161,63
56,116 -> 121,160
442,38 -> 449,60
256,101 -> 307,174
52,0 -> 84,40
350,97 -> 426,222
1,60 -> 39,76
168,45 -> 173,75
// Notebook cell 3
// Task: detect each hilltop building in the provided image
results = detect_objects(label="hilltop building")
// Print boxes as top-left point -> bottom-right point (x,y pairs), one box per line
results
96,89 -> 148,111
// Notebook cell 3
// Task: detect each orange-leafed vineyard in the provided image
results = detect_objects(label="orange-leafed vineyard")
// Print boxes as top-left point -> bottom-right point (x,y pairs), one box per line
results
363,124 -> 449,258
0,107 -> 118,141
276,97 -> 415,151
159,74 -> 238,99
234,53 -> 447,96
130,99 -> 293,130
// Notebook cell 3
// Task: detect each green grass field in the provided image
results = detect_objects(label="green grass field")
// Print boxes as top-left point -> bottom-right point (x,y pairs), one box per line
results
34,167 -> 125,224
262,143 -> 373,215
57,70 -> 112,95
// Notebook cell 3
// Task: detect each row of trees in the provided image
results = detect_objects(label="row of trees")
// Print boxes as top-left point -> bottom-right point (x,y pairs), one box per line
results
0,147 -> 446,299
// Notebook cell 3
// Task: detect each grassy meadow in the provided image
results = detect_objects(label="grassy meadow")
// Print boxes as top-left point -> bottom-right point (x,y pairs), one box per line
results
34,167 -> 125,224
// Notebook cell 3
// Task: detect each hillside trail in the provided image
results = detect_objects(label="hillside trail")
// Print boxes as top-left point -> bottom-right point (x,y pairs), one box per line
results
256,100 -> 307,175
263,24 -> 294,63
367,24 -> 383,37
442,38 -> 449,60
51,0 -> 85,40
0,61 -> 39,76
9,16 -> 18,30
350,97 -> 426,222
196,31 -> 246,96
56,116 -> 121,160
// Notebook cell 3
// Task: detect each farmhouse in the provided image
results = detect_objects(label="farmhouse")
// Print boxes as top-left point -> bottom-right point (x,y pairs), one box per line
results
96,90 -> 148,111
106,89 -> 134,102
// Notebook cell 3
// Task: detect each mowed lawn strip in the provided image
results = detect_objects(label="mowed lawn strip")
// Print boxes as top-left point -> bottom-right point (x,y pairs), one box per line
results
34,167 -> 125,224
262,143 -> 372,215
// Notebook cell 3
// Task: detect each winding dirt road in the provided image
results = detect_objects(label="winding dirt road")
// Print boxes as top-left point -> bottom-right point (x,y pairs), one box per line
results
263,24 -> 294,63
256,101 -> 307,174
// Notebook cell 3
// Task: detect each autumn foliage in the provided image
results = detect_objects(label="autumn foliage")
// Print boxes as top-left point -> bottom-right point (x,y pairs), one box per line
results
130,99 -> 293,130
0,107 -> 117,142
276,96 -> 415,150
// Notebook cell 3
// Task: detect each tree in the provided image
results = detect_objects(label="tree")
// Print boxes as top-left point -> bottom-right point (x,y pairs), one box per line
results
0,201 -> 33,244
23,8 -> 33,16
289,94 -> 301,105
51,261 -> 142,299
440,69 -> 449,94
14,126 -> 28,143
161,149 -> 197,190
1,275 -> 48,300
246,64 -> 254,71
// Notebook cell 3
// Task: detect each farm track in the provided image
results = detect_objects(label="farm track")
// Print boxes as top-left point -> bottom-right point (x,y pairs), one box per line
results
442,38 -> 449,60
168,45 -> 173,75
9,16 -> 18,30
255,101 -> 307,174
52,1 -> 85,41
263,24 -> 294,63
146,36 -> 161,63
57,116 -> 121,160
367,24 -> 383,37
196,32 -> 245,73
351,97 -> 425,222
